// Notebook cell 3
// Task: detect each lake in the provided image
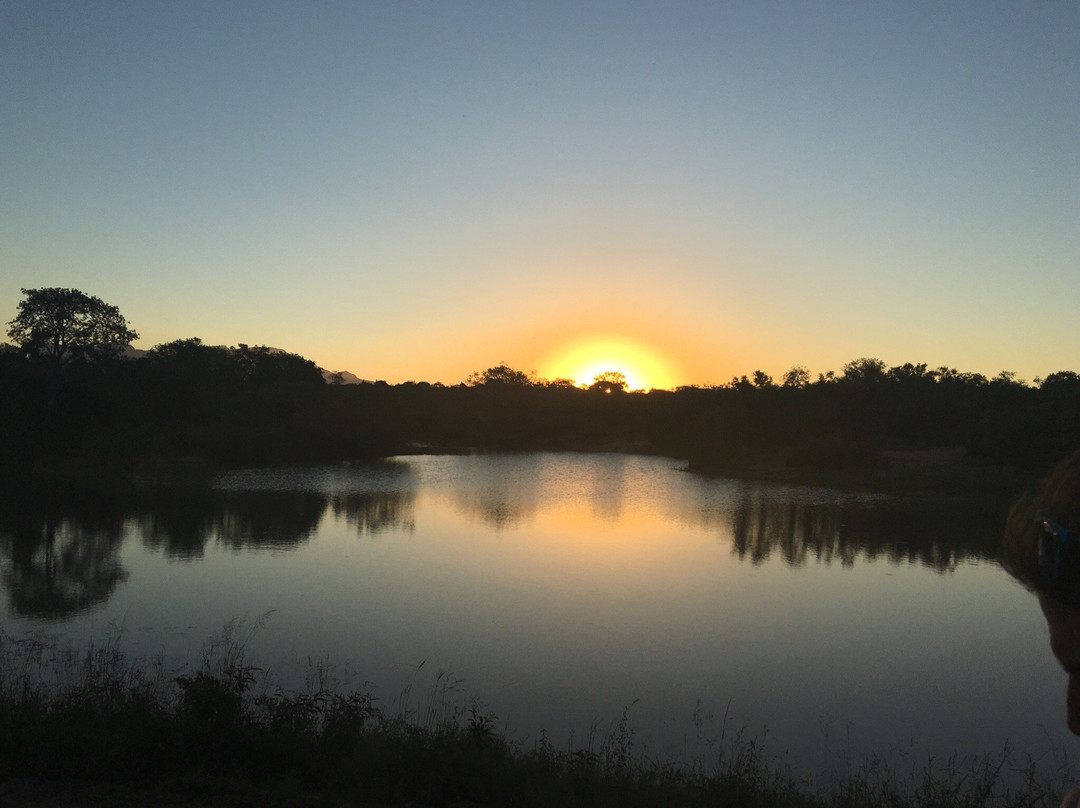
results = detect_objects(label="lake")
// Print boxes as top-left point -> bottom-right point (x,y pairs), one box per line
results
0,452 -> 1070,786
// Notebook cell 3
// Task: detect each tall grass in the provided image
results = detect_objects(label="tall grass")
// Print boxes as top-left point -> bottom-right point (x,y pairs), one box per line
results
0,623 -> 1073,807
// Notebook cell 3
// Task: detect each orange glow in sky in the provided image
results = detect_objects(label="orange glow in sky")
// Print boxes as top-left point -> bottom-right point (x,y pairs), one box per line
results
538,335 -> 684,391
3,4 -> 1077,386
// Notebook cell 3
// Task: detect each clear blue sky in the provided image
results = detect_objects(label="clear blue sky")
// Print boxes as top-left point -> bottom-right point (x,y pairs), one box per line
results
3,1 -> 1077,386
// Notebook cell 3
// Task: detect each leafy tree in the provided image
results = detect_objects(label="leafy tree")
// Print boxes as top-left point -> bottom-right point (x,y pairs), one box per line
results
233,344 -> 325,388
148,338 -> 237,381
1041,371 -> 1080,391
144,338 -> 243,412
751,370 -> 774,389
991,370 -> 1025,387
933,366 -> 988,387
887,362 -> 931,383
781,366 -> 810,388
590,370 -> 627,393
465,364 -> 534,386
841,357 -> 886,385
7,287 -> 138,366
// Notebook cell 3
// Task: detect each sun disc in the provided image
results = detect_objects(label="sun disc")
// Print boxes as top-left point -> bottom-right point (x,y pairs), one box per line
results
539,335 -> 681,391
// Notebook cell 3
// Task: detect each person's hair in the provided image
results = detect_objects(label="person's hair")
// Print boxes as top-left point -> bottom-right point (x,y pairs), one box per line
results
1002,451 -> 1080,598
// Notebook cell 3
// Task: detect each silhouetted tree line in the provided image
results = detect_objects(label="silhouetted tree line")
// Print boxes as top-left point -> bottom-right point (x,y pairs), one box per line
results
684,358 -> 1080,479
2,290 -> 1078,477
0,336 -> 385,464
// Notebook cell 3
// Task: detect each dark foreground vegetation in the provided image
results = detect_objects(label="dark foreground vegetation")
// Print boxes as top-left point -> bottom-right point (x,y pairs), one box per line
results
0,625 -> 1073,808
3,289 -> 1079,492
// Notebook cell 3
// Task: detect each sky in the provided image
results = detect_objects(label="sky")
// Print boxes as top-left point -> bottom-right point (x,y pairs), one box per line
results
2,1 -> 1077,389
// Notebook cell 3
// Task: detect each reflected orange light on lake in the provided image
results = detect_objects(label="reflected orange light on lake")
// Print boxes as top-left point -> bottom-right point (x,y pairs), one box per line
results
538,334 -> 684,391
448,496 -> 718,587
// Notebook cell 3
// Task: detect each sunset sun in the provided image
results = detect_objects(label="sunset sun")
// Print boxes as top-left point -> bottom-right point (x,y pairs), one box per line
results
539,335 -> 682,391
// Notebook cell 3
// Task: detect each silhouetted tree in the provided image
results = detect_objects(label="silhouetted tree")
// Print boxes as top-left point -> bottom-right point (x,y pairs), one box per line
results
1041,371 -> 1080,392
887,362 -> 932,383
7,288 -> 138,367
751,370 -> 774,389
146,339 -> 241,390
465,364 -> 534,386
782,366 -> 810,388
991,370 -> 1025,387
841,357 -> 886,385
590,370 -> 627,393
933,366 -> 988,387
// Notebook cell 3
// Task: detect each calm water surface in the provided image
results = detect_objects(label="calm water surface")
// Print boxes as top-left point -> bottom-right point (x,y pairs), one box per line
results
0,453 -> 1069,781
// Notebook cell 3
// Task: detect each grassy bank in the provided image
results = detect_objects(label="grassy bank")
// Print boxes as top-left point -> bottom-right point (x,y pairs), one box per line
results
0,625 -> 1072,808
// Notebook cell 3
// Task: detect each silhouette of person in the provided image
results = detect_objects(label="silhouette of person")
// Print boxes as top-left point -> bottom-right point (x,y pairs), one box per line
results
1002,451 -> 1080,808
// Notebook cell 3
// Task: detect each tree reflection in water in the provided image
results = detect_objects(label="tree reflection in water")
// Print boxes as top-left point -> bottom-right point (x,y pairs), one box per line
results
138,491 -> 328,558
0,458 -> 1009,620
330,493 -> 415,534
729,489 -> 1006,572
0,483 -> 130,619
0,470 -> 417,618
2,518 -> 129,619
